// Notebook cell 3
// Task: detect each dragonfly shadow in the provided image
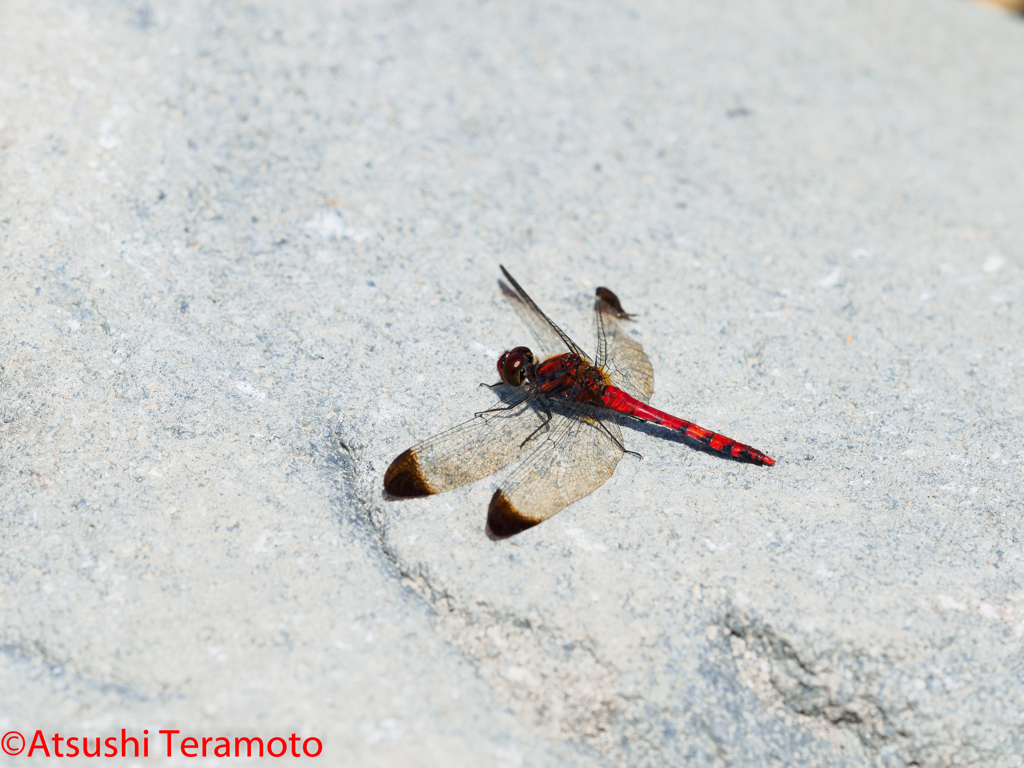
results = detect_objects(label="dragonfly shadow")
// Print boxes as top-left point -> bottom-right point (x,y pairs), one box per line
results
483,382 -> 582,421
616,415 -> 764,464
487,383 -> 760,466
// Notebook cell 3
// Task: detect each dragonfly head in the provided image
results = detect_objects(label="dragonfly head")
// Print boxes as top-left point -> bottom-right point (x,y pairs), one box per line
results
497,346 -> 535,387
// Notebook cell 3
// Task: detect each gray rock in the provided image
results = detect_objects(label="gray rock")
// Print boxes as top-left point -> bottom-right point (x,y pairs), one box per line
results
2,0 -> 1022,765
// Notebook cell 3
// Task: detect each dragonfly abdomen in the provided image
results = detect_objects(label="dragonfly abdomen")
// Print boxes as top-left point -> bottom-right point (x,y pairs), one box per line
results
601,386 -> 775,466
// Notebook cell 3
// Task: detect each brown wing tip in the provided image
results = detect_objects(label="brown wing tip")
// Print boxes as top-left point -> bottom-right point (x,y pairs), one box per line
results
384,448 -> 434,498
486,490 -> 538,539
596,287 -> 635,320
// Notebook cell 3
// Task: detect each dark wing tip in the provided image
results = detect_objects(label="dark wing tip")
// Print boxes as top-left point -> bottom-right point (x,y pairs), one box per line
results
486,489 -> 538,539
384,448 -> 434,498
595,287 -> 635,320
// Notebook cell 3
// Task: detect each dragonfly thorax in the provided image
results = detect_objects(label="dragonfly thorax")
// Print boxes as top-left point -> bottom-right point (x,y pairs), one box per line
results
497,346 -> 536,387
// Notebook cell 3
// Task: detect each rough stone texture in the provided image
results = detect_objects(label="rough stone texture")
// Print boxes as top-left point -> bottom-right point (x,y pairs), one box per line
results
2,0 -> 1022,765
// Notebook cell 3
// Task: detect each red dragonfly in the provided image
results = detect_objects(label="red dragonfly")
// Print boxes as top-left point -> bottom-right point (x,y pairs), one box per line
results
385,267 -> 774,538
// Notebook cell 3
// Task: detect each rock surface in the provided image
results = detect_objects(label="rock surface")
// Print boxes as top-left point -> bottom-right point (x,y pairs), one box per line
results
2,0 -> 1023,765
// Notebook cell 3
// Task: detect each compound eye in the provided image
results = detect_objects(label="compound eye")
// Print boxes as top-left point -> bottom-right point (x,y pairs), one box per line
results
498,346 -> 533,387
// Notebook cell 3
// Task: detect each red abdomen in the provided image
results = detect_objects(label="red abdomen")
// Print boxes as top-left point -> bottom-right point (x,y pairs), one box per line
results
600,386 -> 774,466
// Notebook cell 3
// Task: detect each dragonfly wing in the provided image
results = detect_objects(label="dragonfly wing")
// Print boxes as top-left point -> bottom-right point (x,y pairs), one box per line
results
487,403 -> 624,537
385,392 -> 551,497
594,287 -> 654,403
500,266 -> 591,362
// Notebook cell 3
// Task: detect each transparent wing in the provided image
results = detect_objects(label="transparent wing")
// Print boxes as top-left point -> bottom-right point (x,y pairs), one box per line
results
385,391 -> 550,497
593,287 -> 654,404
487,401 -> 625,537
500,265 -> 591,362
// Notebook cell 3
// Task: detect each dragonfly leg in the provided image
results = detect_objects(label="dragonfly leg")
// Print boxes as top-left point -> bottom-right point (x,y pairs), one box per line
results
519,402 -> 553,448
473,390 -> 534,419
478,381 -> 504,390
596,418 -> 642,459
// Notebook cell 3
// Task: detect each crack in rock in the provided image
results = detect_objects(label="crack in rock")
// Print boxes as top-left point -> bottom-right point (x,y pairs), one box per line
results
354,436 -> 883,766
724,608 -> 1003,768
353,454 -> 627,757
1,640 -> 152,704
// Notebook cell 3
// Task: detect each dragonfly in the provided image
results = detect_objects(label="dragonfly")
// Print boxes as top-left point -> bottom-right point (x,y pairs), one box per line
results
384,266 -> 774,538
